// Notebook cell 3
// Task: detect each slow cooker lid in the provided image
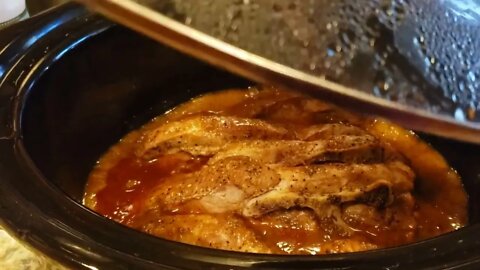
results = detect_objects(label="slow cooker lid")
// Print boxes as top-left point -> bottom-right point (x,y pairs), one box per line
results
76,0 -> 480,143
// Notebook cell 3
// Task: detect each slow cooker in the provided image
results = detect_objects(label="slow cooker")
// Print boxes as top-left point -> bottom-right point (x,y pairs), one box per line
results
0,3 -> 479,269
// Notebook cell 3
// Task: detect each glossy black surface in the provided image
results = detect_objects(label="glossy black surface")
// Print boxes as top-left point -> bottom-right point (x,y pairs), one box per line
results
0,3 -> 480,269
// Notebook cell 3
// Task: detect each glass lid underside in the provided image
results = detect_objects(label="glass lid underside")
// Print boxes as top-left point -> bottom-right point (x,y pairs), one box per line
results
75,0 -> 480,143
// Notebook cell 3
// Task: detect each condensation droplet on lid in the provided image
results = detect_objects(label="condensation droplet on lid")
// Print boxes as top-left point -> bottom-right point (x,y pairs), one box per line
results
451,94 -> 458,103
467,71 -> 476,82
454,108 -> 466,121
326,48 -> 335,57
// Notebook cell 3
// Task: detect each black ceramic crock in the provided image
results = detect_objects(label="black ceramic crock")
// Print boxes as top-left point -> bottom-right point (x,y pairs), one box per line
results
0,3 -> 479,269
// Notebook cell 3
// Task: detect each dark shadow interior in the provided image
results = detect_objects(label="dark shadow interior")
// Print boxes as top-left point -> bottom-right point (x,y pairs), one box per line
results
21,26 -> 480,224
21,26 -> 250,201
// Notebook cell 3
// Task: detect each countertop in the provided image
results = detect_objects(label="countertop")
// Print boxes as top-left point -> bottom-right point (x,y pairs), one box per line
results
0,230 -> 65,269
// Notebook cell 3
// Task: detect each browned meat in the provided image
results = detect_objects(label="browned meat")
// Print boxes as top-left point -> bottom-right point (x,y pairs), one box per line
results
140,111 -> 416,238
209,135 -> 387,165
134,92 -> 418,251
138,213 -> 271,253
146,160 -> 413,218
146,156 -> 281,212
138,114 -> 402,165
245,210 -> 380,254
137,115 -> 293,159
84,87 -> 467,255
242,161 -> 414,219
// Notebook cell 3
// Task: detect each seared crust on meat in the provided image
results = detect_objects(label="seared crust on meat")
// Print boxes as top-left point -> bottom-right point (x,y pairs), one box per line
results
85,87 -> 466,254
